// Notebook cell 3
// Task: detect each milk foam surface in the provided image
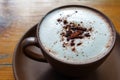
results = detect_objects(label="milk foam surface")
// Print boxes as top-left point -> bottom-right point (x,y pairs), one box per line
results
39,7 -> 114,64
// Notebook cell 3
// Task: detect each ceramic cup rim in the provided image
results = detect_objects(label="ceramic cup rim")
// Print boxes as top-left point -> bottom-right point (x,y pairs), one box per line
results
36,5 -> 116,65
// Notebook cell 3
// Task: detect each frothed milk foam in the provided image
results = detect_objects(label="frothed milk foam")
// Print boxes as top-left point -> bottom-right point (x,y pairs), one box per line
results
39,7 -> 114,64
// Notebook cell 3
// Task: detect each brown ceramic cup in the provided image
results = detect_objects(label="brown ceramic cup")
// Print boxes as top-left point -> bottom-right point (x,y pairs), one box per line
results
21,5 -> 116,77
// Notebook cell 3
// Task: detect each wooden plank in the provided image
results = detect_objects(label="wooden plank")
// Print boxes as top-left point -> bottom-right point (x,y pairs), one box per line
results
0,54 -> 12,64
0,65 -> 14,80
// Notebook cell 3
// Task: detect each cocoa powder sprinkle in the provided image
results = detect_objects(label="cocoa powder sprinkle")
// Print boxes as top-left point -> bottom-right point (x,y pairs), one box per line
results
57,16 -> 92,52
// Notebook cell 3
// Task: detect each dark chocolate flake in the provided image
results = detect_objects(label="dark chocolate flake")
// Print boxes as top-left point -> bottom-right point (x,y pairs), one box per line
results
72,47 -> 76,52
78,24 -> 80,26
57,18 -> 62,22
70,40 -> 75,46
63,26 -> 67,29
71,42 -> 75,46
84,33 -> 91,37
88,27 -> 92,31
63,20 -> 68,24
77,43 -> 82,46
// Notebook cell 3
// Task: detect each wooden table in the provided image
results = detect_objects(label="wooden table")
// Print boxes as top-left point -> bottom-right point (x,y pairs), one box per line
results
0,0 -> 120,79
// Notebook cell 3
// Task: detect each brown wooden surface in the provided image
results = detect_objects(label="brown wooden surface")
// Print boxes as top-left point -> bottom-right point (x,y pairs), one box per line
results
0,0 -> 120,80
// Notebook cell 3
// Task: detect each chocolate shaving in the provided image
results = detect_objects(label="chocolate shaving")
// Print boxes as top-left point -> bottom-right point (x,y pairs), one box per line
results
72,47 -> 76,52
84,33 -> 91,37
63,20 -> 68,24
70,40 -> 75,46
88,27 -> 92,31
57,18 -> 62,22
77,43 -> 82,46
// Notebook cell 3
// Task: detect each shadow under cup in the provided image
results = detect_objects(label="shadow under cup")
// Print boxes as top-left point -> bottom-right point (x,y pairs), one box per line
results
22,5 -> 116,77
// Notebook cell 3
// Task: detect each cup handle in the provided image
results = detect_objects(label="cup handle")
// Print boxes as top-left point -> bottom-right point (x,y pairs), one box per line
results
21,37 -> 47,62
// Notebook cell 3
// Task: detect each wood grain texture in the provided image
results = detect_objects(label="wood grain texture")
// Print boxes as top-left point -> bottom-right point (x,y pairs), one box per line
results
0,0 -> 120,79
